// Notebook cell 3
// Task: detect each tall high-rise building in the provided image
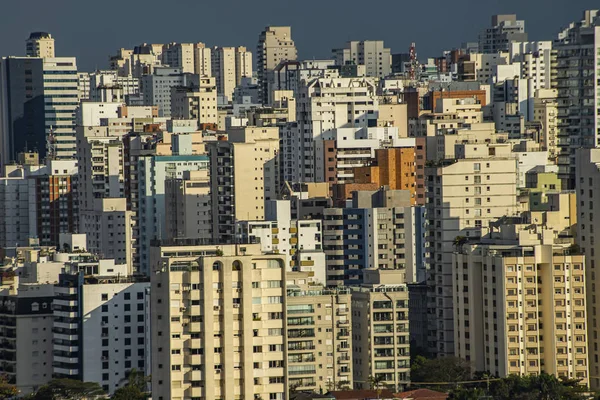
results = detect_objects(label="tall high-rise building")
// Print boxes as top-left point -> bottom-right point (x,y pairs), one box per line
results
323,187 -> 424,286
193,43 -> 211,76
150,243 -> 286,400
208,127 -> 280,244
426,141 -> 519,356
0,281 -> 54,396
212,46 -> 253,103
257,26 -> 297,104
52,256 -> 150,394
478,14 -> 528,53
576,147 -> 600,389
165,170 -> 211,241
454,242 -> 588,383
170,76 -> 218,127
332,40 -> 391,78
283,72 -> 379,183
351,269 -> 411,392
141,67 -> 200,118
0,57 -> 78,163
286,272 -> 353,392
555,10 -> 600,189
137,141 -> 209,273
0,158 -> 78,249
26,32 -> 55,58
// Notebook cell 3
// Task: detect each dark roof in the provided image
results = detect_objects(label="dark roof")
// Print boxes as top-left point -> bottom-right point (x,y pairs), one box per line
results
291,392 -> 335,400
29,32 -> 52,39
329,389 -> 396,399
394,389 -> 448,400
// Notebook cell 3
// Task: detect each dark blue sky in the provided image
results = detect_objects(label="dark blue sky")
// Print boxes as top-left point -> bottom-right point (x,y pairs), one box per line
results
0,0 -> 597,71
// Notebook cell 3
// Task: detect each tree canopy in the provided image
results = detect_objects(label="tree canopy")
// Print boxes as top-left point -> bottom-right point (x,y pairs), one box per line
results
111,369 -> 149,400
26,379 -> 105,400
411,355 -> 472,386
448,373 -> 587,400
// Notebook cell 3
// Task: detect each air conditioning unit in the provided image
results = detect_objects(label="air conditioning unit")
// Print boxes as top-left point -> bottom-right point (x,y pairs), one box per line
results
233,304 -> 240,308
214,306 -> 220,311
217,289 -> 223,293
215,369 -> 222,374
236,289 -> 242,293
180,307 -> 187,312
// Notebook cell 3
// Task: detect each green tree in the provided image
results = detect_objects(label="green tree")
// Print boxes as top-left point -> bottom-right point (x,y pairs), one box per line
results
0,374 -> 18,399
411,356 -> 472,388
27,379 -> 105,399
448,373 -> 587,400
112,369 -> 149,400
368,375 -> 385,399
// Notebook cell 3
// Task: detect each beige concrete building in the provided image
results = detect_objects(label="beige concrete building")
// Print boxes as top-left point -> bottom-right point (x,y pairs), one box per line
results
193,43 -> 212,76
351,270 -> 411,392
208,126 -> 279,243
575,148 -> 600,388
257,26 -> 297,104
165,170 -> 211,241
532,89 -> 558,163
162,42 -> 196,73
171,76 -> 218,127
426,141 -> 519,356
26,32 -> 55,58
454,243 -> 588,384
332,40 -> 391,78
80,198 -> 133,271
75,126 -> 125,216
212,47 -> 253,103
286,272 -> 352,392
150,243 -> 287,400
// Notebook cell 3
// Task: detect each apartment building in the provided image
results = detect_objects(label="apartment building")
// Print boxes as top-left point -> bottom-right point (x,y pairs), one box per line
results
81,198 -> 133,270
270,60 -> 334,100
211,47 -> 252,103
141,67 -> 200,117
165,170 -> 211,241
454,243 -> 588,384
138,147 -> 209,273
323,187 -> 424,286
257,26 -> 297,104
0,56 -> 79,162
150,242 -> 287,400
286,272 -> 352,392
170,76 -> 218,127
0,283 -> 54,395
555,10 -> 600,188
426,141 -> 519,356
162,43 -> 196,73
26,32 -> 55,58
0,158 -> 78,248
53,258 -> 150,394
332,40 -> 391,78
351,270 -> 411,392
284,72 -> 379,183
193,43 -> 211,77
333,146 -> 417,207
575,148 -> 600,389
237,199 -> 326,282
313,127 -> 411,185
479,14 -> 528,53
208,126 -> 279,244
532,89 -> 559,163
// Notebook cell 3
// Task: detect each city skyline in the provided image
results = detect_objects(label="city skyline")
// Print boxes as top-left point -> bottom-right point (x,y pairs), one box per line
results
0,0 -> 596,71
